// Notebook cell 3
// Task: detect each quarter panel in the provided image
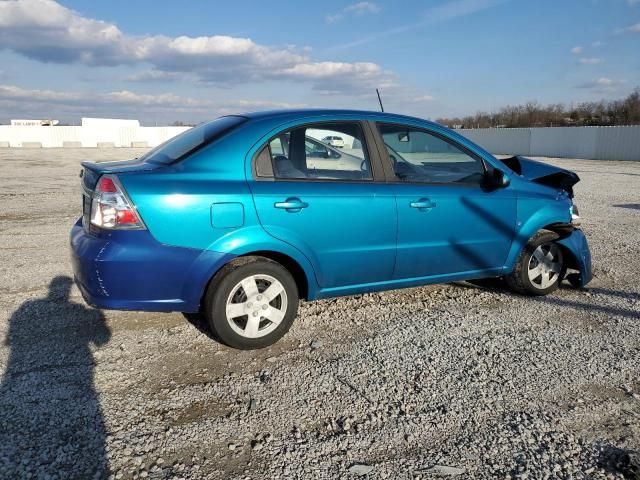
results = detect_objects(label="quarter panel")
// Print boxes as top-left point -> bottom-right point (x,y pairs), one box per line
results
122,175 -> 255,250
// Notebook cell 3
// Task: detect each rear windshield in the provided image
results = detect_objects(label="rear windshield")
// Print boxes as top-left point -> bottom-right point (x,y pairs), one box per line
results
138,115 -> 247,165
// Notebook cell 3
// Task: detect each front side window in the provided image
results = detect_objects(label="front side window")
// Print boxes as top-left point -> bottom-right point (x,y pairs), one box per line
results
378,124 -> 485,184
266,123 -> 372,181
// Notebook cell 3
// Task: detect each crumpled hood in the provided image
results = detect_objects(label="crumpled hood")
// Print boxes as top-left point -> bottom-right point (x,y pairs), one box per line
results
499,156 -> 580,197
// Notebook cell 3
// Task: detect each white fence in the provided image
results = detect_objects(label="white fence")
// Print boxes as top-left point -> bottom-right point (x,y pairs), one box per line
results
1,124 -> 639,160
0,125 -> 190,148
458,125 -> 640,161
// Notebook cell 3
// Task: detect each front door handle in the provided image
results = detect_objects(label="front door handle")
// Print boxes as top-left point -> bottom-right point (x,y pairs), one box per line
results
274,198 -> 309,212
410,198 -> 437,210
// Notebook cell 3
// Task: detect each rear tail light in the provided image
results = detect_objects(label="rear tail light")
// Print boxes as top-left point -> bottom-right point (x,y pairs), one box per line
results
90,175 -> 145,230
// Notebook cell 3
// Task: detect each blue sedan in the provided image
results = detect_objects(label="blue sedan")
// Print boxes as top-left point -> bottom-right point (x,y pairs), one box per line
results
71,109 -> 592,349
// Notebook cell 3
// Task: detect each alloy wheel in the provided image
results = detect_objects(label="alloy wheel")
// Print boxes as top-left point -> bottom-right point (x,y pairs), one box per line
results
527,243 -> 563,290
225,274 -> 288,339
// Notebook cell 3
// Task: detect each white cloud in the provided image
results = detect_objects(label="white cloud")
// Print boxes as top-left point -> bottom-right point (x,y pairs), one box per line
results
592,41 -> 603,47
325,14 -> 344,24
0,84 -> 83,103
0,0 -> 392,95
578,77 -> 625,91
625,22 -> 640,32
578,57 -> 604,64
326,2 -> 379,24
413,95 -> 435,102
124,70 -> 182,83
344,2 -> 380,15
329,0 -> 509,50
570,46 -> 583,54
0,83 -> 306,122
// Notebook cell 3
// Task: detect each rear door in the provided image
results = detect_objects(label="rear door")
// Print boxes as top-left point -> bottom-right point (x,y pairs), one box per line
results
249,121 -> 396,289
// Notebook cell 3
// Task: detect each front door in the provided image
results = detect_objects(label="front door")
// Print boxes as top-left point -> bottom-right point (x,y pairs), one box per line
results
376,123 -> 517,280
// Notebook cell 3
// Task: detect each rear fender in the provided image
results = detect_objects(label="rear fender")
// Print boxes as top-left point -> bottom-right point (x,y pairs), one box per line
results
206,225 -> 320,299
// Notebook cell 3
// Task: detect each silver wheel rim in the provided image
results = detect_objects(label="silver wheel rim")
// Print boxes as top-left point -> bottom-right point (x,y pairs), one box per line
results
528,243 -> 563,290
225,274 -> 288,339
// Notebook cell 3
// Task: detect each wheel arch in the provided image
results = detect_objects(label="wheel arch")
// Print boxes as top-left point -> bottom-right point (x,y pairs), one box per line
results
197,246 -> 316,314
504,196 -> 573,272
540,222 -> 582,271
505,219 -> 582,275
239,250 -> 310,300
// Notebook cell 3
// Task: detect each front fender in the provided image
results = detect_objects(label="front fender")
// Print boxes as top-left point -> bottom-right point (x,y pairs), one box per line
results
504,196 -> 572,272
557,229 -> 592,287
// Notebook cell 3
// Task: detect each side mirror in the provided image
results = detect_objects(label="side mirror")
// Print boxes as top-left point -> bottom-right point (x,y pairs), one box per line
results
488,168 -> 510,189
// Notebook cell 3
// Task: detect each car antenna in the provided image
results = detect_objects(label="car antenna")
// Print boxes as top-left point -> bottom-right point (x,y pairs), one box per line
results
376,88 -> 384,112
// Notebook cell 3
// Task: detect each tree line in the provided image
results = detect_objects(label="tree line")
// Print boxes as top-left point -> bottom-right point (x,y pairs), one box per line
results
436,87 -> 640,129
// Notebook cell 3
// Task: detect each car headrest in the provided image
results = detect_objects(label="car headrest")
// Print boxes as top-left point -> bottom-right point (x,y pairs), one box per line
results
273,155 -> 303,178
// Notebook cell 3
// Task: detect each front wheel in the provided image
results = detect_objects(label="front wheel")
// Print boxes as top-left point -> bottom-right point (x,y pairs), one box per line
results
506,231 -> 565,296
204,257 -> 299,349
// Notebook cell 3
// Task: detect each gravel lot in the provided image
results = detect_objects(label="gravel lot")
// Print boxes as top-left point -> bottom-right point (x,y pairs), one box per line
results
0,148 -> 639,480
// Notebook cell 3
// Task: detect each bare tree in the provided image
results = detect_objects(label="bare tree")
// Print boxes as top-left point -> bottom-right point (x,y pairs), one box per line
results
437,88 -> 640,128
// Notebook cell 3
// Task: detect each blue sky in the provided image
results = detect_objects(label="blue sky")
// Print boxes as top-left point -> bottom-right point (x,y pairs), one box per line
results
0,0 -> 638,124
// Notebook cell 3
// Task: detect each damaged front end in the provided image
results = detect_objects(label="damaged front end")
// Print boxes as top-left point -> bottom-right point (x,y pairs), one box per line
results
500,156 -> 592,287
500,155 -> 580,197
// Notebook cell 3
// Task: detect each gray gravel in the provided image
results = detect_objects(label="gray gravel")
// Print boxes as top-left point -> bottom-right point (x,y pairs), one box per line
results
0,148 -> 639,479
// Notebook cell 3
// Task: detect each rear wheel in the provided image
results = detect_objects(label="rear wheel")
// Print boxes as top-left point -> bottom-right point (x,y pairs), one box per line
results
506,231 -> 565,296
204,257 -> 299,349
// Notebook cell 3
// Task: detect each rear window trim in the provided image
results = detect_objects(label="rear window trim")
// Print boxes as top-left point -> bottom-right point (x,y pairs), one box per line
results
142,115 -> 249,166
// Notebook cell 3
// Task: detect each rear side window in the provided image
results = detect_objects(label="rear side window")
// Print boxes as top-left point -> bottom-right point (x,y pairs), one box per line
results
262,122 -> 372,181
378,123 -> 485,184
139,116 -> 247,165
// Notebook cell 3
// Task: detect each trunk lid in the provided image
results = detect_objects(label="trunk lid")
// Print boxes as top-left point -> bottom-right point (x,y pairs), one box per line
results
499,155 -> 580,197
80,158 -> 161,190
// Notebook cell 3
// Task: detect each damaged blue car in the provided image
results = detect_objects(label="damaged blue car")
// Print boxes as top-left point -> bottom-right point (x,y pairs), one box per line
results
71,109 -> 592,349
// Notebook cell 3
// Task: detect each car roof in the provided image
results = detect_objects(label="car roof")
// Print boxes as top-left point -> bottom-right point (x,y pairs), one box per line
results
236,108 -> 440,127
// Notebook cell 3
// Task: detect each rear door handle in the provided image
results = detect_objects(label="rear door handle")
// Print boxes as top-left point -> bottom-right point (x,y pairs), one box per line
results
410,198 -> 437,210
274,198 -> 309,212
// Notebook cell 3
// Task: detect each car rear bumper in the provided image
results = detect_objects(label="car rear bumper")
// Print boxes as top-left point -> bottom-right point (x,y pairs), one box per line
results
557,228 -> 593,287
70,219 -> 234,312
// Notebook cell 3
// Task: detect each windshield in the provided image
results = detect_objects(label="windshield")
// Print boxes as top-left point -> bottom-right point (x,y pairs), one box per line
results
138,116 -> 247,165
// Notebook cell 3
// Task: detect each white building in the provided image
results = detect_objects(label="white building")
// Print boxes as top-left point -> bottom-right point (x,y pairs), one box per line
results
81,118 -> 140,127
10,119 -> 59,126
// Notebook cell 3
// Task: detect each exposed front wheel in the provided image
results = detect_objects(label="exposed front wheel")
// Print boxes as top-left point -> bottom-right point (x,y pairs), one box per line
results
204,257 -> 299,349
506,231 -> 565,296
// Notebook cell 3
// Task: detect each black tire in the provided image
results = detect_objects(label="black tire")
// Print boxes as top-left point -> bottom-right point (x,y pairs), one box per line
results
505,230 -> 565,296
204,256 -> 299,350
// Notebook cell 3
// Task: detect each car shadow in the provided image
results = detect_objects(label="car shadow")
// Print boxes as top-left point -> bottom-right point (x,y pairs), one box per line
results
613,203 -> 640,210
456,280 -> 640,320
444,196 -> 521,271
182,311 -> 222,343
0,276 -> 111,478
